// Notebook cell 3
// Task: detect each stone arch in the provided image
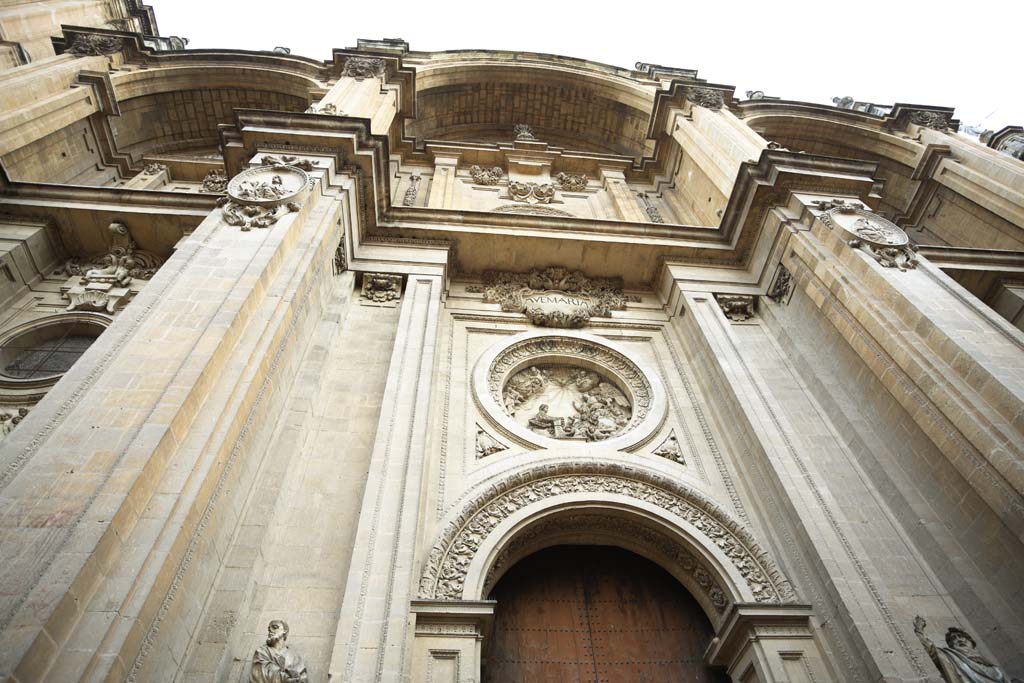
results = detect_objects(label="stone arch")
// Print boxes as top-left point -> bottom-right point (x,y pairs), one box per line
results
407,58 -> 658,158
418,460 -> 797,626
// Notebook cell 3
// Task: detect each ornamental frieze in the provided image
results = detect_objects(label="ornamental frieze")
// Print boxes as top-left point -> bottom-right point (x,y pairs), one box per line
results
417,463 -> 797,605
480,267 -> 629,328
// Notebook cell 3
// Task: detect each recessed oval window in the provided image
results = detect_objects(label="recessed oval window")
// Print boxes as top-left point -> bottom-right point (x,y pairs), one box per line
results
0,321 -> 103,381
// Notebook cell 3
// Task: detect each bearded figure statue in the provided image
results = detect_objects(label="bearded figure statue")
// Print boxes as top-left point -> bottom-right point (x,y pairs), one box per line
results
913,616 -> 1020,683
250,620 -> 308,683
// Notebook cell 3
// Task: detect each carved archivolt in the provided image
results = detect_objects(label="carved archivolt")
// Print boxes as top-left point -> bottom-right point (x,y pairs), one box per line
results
483,513 -> 729,613
417,462 -> 797,607
473,330 -> 667,452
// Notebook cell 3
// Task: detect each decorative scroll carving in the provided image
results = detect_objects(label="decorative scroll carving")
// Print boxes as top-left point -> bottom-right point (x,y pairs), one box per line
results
652,430 -> 685,464
219,198 -> 301,231
686,87 -> 725,111
504,365 -> 632,441
481,267 -> 628,328
261,155 -> 317,172
639,192 -> 665,223
402,175 -> 421,206
342,56 -> 385,80
305,102 -> 340,115
913,616 -> 1017,683
142,163 -> 167,176
483,514 -> 728,613
58,222 -> 165,313
469,165 -> 504,185
767,265 -> 793,304
492,204 -> 574,217
67,34 -> 123,57
909,110 -> 953,131
513,123 -> 537,141
996,133 -> 1024,161
0,407 -> 30,441
475,425 -> 507,458
201,169 -> 228,193
418,464 -> 797,605
486,335 -> 653,427
361,272 -> 402,304
823,207 -> 919,271
508,181 -> 555,204
554,172 -> 588,192
250,620 -> 308,683
715,294 -> 755,322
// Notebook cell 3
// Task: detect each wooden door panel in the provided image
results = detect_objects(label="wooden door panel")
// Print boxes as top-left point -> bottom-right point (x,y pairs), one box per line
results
484,546 -> 728,683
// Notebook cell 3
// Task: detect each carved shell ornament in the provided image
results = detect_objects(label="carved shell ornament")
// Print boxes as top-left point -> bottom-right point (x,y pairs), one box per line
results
472,330 -> 667,451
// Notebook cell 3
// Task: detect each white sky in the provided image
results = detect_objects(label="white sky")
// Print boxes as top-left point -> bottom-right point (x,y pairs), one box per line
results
150,0 -> 1021,132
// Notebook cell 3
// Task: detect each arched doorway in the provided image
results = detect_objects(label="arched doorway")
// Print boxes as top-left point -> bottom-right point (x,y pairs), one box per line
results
483,545 -> 729,683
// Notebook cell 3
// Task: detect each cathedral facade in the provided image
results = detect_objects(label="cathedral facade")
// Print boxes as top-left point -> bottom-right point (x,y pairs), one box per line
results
0,3 -> 1022,682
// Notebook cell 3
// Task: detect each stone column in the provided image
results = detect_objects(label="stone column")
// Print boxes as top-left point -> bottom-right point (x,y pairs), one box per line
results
427,155 -> 461,210
599,167 -> 647,222
328,274 -> 443,683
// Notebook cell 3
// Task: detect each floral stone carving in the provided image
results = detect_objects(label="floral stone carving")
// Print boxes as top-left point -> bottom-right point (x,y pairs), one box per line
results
221,165 -> 308,231
469,165 -> 504,186
480,267 -> 629,328
342,56 -> 385,80
67,34 -> 123,57
142,163 -> 167,176
909,110 -> 953,131
361,273 -> 402,305
686,87 -> 725,111
653,430 -> 685,464
402,175 -> 421,206
508,181 -> 555,204
504,365 -> 632,442
767,265 -> 793,304
201,169 -> 228,193
417,462 -> 796,604
554,172 -> 588,192
715,294 -> 755,322
514,123 -> 537,141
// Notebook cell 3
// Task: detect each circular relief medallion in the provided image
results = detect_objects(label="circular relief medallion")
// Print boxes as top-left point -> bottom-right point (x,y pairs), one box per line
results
227,165 -> 308,207
849,216 -> 908,247
473,330 -> 666,451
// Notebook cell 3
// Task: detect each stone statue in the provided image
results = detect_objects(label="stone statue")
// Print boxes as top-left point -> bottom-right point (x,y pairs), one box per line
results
250,620 -> 308,683
527,403 -> 560,436
913,616 -> 1018,683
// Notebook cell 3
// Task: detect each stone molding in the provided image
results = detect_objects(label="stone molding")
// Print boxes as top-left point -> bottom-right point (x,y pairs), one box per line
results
417,461 -> 797,607
472,329 -> 667,451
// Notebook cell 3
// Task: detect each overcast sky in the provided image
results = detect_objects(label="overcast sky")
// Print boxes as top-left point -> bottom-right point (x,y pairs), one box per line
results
150,0 -> 1021,133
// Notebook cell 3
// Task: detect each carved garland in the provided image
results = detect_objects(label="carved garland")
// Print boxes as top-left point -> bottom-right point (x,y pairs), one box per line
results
686,87 -> 725,111
67,34 -> 123,57
483,514 -> 729,613
417,464 -> 796,604
481,267 -> 629,328
342,56 -> 386,80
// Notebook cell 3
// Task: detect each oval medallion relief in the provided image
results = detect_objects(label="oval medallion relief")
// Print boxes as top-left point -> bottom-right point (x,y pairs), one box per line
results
227,164 -> 308,207
473,330 -> 666,451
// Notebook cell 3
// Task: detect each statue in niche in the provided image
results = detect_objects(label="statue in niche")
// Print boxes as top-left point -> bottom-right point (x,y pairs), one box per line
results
913,616 -> 1019,683
504,364 -> 631,441
250,620 -> 308,683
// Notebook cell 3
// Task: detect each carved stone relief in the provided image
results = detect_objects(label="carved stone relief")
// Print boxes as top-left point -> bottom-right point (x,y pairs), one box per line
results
67,34 -> 123,57
913,616 -> 1018,683
475,425 -> 507,458
492,204 -> 574,218
820,205 -> 919,270
507,181 -> 555,204
503,365 -> 632,442
554,172 -> 588,192
652,430 -> 685,464
469,166 -> 504,186
686,87 -> 725,111
342,56 -> 386,80
417,463 -> 796,605
250,620 -> 308,683
767,265 -> 793,304
402,175 -> 421,206
56,221 -> 165,313
360,273 -> 402,305
142,163 -> 167,176
261,154 -> 317,172
306,102 -> 340,115
0,406 -> 30,442
639,193 -> 665,223
480,267 -> 629,328
909,110 -> 953,131
715,294 -> 755,322
513,123 -> 537,141
220,165 -> 307,231
201,169 -> 228,193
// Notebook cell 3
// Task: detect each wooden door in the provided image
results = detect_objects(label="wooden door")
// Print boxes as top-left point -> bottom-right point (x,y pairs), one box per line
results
483,545 -> 728,683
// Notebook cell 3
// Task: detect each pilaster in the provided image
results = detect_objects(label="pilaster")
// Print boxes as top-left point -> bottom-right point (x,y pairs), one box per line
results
328,274 -> 443,682
427,155 -> 461,210
599,167 -> 646,222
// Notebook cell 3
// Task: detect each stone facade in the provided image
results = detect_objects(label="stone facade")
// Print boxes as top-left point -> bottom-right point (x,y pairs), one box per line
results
0,9 -> 1022,683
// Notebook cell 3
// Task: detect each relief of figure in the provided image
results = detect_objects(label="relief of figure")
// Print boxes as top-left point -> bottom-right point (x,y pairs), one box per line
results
527,403 -> 560,436
250,620 -> 308,683
84,254 -> 134,287
0,407 -> 29,440
237,175 -> 290,202
913,616 -> 1019,683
